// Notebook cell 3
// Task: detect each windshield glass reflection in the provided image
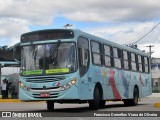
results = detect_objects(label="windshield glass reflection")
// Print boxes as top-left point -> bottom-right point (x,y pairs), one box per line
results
21,43 -> 77,75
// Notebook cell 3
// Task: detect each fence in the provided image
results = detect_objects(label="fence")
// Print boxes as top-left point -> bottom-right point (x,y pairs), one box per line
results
153,85 -> 160,93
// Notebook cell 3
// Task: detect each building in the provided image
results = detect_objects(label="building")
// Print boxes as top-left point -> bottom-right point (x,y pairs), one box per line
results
151,58 -> 160,92
0,45 -> 20,98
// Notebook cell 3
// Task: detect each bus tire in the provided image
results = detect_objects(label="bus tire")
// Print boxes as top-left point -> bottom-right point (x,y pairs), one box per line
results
89,87 -> 100,110
123,99 -> 130,106
99,100 -> 106,108
47,101 -> 54,111
131,87 -> 139,106
123,87 -> 139,106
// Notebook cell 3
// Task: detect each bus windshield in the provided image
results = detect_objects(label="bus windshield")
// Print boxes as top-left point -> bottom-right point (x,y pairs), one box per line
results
21,42 -> 77,75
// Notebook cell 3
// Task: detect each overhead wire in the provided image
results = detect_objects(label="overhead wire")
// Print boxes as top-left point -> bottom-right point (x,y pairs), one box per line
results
133,22 -> 160,44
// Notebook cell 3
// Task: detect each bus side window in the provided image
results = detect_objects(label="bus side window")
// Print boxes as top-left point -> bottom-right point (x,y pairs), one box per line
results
123,50 -> 129,70
144,56 -> 149,73
104,44 -> 113,67
79,48 -> 89,67
113,47 -> 121,68
78,37 -> 89,77
91,41 -> 102,65
131,53 -> 137,71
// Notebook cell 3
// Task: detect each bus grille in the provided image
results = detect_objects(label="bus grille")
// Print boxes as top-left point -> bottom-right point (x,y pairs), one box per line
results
32,92 -> 59,98
31,86 -> 59,90
25,76 -> 65,83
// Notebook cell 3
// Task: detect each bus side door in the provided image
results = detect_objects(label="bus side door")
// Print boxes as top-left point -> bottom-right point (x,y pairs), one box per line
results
78,37 -> 90,99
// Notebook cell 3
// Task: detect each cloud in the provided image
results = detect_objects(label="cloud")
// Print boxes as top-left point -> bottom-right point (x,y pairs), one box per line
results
1,0 -> 160,24
0,0 -> 160,50
55,0 -> 160,22
83,21 -> 160,57
1,0 -> 157,24
84,22 -> 160,44
0,0 -> 55,25
0,17 -> 29,46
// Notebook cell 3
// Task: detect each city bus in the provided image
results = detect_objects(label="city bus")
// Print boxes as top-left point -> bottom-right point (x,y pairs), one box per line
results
17,29 -> 152,110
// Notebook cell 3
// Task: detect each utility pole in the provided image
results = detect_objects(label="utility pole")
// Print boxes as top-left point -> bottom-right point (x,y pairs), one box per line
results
146,45 -> 154,91
146,45 -> 154,61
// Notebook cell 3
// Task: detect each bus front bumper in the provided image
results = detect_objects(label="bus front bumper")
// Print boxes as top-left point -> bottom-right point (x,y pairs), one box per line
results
19,85 -> 79,101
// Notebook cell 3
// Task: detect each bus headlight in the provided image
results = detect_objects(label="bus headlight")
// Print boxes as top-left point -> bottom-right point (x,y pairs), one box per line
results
60,78 -> 77,90
71,78 -> 77,85
19,81 -> 30,91
19,81 -> 24,87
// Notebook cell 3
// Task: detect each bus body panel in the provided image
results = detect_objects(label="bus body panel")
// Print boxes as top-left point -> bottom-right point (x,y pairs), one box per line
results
19,72 -> 81,101
81,65 -> 151,100
18,29 -> 151,103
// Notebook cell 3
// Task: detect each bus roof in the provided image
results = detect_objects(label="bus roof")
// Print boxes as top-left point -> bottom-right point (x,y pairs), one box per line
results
73,29 -> 149,57
21,29 -> 149,57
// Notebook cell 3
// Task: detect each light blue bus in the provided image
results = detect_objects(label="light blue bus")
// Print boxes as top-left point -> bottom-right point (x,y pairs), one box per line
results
17,29 -> 151,110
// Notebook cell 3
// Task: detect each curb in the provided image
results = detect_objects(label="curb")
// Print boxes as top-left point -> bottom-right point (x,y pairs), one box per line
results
154,102 -> 160,108
0,99 -> 21,102
0,99 -> 45,103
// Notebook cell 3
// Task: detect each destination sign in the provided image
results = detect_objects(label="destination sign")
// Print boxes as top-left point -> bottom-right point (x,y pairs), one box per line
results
21,30 -> 74,43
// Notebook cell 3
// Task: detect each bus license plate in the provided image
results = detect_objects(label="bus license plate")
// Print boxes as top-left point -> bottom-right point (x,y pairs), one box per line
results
40,93 -> 50,97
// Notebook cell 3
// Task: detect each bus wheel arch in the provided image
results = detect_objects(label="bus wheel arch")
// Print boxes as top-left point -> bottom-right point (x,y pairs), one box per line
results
132,85 -> 139,106
88,82 -> 105,110
95,82 -> 106,108
95,82 -> 103,99
123,85 -> 139,106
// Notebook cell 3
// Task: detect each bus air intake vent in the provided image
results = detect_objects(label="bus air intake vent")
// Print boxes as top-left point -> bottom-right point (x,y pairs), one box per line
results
25,76 -> 65,83
31,86 -> 59,90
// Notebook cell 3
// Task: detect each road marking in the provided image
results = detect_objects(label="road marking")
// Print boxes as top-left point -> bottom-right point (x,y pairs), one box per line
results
154,102 -> 160,108
0,99 -> 45,103
0,99 -> 21,102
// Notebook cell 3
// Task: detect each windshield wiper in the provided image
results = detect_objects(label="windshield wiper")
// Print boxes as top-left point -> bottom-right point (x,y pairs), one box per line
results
50,40 -> 61,65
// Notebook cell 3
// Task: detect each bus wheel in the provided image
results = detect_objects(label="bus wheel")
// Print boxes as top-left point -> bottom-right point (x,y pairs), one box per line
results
89,87 -> 100,110
123,99 -> 130,106
131,87 -> 139,106
123,87 -> 139,106
99,100 -> 106,108
47,101 -> 54,111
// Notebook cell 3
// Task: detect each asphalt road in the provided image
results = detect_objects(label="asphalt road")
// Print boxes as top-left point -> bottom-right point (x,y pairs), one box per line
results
0,97 -> 159,117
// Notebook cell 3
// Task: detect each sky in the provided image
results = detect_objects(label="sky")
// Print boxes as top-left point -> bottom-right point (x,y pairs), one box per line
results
0,0 -> 160,74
